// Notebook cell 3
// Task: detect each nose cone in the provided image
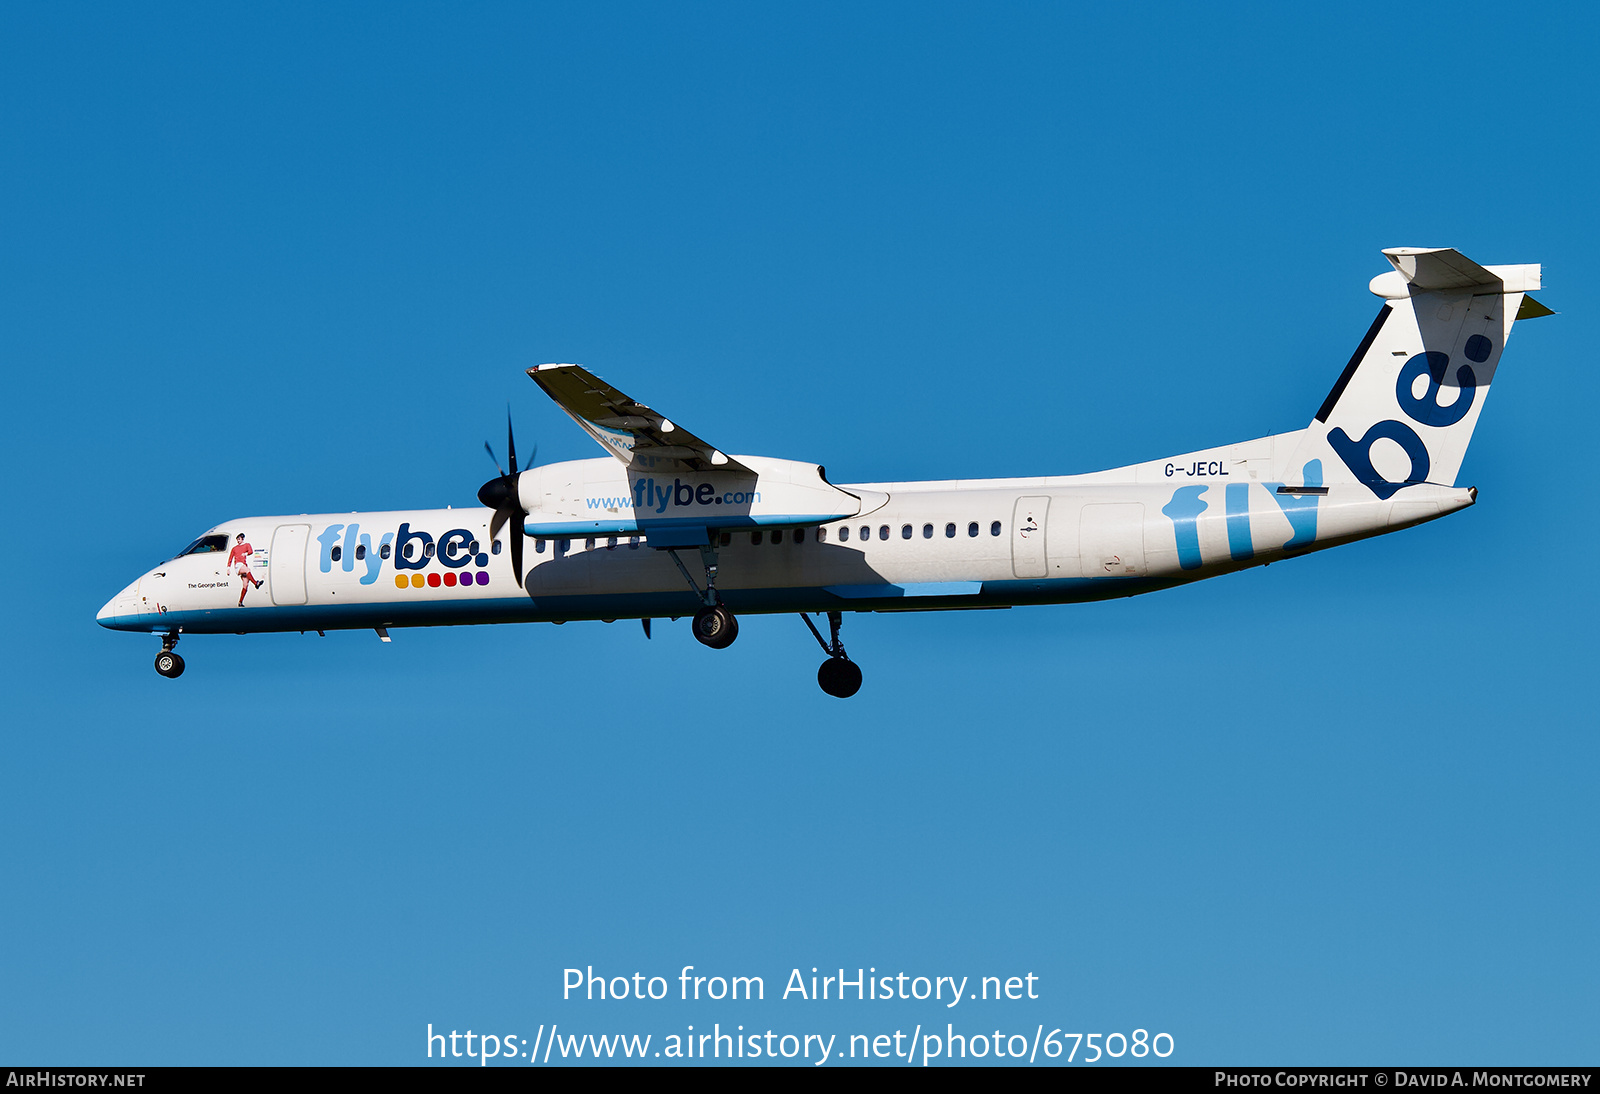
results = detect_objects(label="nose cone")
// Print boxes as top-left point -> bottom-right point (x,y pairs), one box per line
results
97,579 -> 145,630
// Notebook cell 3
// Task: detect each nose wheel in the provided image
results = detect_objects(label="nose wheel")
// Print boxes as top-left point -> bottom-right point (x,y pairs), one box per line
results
154,633 -> 185,678
800,611 -> 863,698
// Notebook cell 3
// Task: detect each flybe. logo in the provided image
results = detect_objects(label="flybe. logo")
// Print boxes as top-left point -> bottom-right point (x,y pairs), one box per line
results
1162,462 -> 1323,571
587,478 -> 761,514
313,523 -> 493,588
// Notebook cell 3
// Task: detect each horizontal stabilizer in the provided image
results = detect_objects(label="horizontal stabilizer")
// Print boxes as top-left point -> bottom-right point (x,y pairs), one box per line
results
1517,295 -> 1555,320
1386,247 -> 1500,290
1372,247 -> 1542,296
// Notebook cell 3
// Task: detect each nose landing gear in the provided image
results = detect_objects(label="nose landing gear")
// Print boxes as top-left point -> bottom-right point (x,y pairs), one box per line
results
153,632 -> 185,679
801,611 -> 862,698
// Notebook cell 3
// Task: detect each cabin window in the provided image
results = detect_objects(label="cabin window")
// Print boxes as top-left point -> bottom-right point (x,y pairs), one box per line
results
860,526 -> 871,541
585,537 -> 595,550
630,536 -> 642,549
945,522 -> 956,538
606,536 -> 617,548
492,540 -> 502,555
878,525 -> 890,540
795,528 -> 806,543
424,542 -> 436,558
922,523 -> 933,539
817,527 -> 827,542
558,539 -> 570,551
403,542 -> 417,561
468,540 -> 479,554
838,526 -> 849,542
990,520 -> 1002,536
380,543 -> 392,559
751,530 -> 763,546
535,539 -> 546,554
178,534 -> 229,556
771,529 -> 784,544
355,544 -> 366,560
330,545 -> 342,562
900,524 -> 912,540
968,522 -> 979,537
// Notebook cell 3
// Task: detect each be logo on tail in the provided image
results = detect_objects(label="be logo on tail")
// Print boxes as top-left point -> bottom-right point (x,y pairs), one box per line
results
1328,347 -> 1481,500
1293,247 -> 1548,501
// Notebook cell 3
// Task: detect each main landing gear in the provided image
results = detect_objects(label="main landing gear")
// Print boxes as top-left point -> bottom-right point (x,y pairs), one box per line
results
801,611 -> 863,698
153,632 -> 184,679
692,604 -> 739,649
667,544 -> 739,650
663,544 -> 862,696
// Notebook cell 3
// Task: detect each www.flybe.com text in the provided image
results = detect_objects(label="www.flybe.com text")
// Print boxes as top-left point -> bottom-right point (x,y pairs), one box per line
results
587,479 -> 760,514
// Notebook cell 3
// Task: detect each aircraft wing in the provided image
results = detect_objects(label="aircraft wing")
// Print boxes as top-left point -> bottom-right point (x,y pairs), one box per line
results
527,363 -> 752,474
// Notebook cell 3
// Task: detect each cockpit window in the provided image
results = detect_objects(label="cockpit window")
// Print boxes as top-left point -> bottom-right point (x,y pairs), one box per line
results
178,534 -> 230,556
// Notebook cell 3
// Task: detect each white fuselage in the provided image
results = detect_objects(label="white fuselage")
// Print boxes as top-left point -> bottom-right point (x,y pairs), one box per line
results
96,433 -> 1475,636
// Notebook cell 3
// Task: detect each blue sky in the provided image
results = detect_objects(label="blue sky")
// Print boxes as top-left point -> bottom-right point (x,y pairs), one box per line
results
2,2 -> 1595,1066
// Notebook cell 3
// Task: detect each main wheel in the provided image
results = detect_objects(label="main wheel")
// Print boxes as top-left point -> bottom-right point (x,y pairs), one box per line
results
817,656 -> 862,698
154,650 -> 185,679
692,605 -> 739,649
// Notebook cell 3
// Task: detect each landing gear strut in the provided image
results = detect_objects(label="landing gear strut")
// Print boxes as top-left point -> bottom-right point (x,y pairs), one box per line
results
153,632 -> 185,679
801,611 -> 862,698
668,543 -> 739,650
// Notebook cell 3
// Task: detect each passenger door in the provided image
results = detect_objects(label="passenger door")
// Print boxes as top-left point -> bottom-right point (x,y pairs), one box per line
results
269,524 -> 311,605
1011,496 -> 1050,578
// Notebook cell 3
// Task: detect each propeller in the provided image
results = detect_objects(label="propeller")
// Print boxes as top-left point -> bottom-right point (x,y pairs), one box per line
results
478,409 -> 534,587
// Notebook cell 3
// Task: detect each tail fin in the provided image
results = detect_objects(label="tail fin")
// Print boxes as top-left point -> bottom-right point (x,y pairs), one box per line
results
1284,247 -> 1549,497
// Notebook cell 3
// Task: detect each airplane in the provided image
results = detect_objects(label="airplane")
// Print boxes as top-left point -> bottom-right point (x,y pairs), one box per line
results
98,247 -> 1550,696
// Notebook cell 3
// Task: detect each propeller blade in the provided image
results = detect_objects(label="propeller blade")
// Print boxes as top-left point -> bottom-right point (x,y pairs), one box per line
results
481,409 -> 535,587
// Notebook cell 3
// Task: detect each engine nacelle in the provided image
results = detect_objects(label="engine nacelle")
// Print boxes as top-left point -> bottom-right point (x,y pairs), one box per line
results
517,456 -> 884,540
